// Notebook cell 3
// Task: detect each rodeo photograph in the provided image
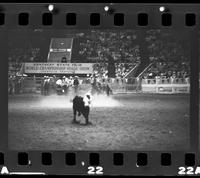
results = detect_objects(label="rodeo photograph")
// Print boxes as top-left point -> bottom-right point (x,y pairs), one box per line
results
8,29 -> 190,150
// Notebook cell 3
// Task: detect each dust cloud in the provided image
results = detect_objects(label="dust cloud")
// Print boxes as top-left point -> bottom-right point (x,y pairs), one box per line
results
38,94 -> 122,109
91,94 -> 121,107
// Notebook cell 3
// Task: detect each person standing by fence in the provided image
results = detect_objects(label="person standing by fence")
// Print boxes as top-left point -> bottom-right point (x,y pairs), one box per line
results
73,76 -> 79,95
41,76 -> 46,95
43,76 -> 50,95
8,76 -> 15,95
15,77 -> 22,94
56,77 -> 63,95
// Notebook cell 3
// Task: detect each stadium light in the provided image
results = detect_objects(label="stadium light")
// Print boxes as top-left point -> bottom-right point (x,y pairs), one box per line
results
48,4 -> 54,12
104,6 -> 109,12
104,5 -> 115,15
159,6 -> 165,12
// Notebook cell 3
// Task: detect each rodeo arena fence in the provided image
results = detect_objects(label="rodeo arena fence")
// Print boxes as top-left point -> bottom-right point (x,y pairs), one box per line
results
8,62 -> 190,95
8,76 -> 190,95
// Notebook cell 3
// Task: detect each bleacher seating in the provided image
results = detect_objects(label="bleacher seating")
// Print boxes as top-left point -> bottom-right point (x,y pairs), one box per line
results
8,30 -> 190,80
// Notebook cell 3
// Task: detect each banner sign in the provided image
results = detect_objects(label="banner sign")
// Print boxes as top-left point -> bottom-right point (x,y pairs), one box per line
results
24,63 -> 93,74
142,83 -> 190,93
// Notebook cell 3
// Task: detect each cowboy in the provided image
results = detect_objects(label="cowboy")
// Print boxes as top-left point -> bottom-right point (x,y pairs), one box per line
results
83,92 -> 92,125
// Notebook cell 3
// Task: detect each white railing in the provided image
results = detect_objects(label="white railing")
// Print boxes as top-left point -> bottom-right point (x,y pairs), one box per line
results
141,78 -> 190,93
142,78 -> 190,84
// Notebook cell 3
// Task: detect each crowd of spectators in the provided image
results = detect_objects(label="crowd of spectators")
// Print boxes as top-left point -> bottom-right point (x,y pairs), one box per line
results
8,47 -> 42,64
143,61 -> 190,81
93,63 -> 136,78
8,30 -> 190,82
75,30 -> 140,63
8,47 -> 42,76
115,63 -> 136,78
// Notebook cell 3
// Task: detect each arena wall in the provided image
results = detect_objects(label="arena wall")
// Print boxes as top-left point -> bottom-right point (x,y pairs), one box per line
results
141,79 -> 190,94
10,77 -> 190,95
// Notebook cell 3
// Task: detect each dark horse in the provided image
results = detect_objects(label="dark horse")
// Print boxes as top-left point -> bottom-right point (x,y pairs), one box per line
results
72,96 -> 91,125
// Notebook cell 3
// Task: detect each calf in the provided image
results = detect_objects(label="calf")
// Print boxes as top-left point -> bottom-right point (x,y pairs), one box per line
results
72,95 -> 91,125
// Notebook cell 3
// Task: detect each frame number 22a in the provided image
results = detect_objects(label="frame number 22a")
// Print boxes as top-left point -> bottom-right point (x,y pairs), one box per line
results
178,167 -> 200,175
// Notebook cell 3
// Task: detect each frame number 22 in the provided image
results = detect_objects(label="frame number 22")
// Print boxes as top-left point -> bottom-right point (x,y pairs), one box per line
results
87,166 -> 103,175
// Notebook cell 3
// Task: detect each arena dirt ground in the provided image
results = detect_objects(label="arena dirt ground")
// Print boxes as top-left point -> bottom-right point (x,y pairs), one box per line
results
8,93 -> 190,150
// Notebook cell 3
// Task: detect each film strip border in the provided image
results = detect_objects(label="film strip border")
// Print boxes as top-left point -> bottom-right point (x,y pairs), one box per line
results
0,4 -> 199,28
0,152 -> 200,175
0,3 -> 200,176
0,11 -> 197,27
